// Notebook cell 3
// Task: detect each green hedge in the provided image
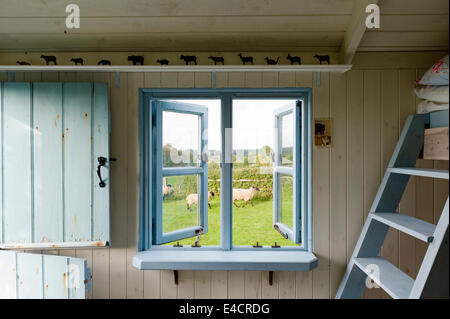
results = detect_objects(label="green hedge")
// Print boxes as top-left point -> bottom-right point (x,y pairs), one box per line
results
165,163 -> 293,202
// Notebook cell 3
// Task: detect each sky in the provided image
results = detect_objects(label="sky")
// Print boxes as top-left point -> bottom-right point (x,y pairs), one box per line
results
163,99 -> 296,151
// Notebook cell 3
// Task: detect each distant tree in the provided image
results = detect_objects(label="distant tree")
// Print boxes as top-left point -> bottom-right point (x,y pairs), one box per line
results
258,145 -> 273,165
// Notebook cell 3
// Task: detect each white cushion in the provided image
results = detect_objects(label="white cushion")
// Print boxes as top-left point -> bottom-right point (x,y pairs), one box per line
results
414,85 -> 449,103
417,100 -> 449,114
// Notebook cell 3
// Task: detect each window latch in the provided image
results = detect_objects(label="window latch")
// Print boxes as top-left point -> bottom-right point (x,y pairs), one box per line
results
192,228 -> 203,247
274,225 -> 289,239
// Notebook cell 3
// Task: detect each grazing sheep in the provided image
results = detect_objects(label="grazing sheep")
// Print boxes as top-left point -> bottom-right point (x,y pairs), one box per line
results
186,191 -> 215,211
163,184 -> 174,200
233,186 -> 260,207
162,177 -> 174,200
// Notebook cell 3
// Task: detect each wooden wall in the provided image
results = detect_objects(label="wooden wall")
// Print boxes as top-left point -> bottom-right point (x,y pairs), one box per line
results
0,51 -> 448,299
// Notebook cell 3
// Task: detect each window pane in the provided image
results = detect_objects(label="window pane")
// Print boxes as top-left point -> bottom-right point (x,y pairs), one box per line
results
162,175 -> 199,234
280,112 -> 294,167
279,174 -> 294,229
162,100 -> 221,246
162,111 -> 200,167
232,99 -> 297,247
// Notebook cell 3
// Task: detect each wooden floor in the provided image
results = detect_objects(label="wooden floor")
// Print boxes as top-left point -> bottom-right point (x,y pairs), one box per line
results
0,51 -> 448,299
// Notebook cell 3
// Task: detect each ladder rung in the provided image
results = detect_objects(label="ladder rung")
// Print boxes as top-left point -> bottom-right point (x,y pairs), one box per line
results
389,168 -> 449,179
353,257 -> 414,299
371,213 -> 436,243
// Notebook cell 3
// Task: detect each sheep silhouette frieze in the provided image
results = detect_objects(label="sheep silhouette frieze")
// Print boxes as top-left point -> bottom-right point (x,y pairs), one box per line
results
128,55 -> 144,65
157,59 -> 169,65
180,55 -> 198,65
208,56 -> 225,65
70,57 -> 84,65
314,54 -> 330,64
265,56 -> 280,65
40,55 -> 57,65
97,59 -> 111,65
238,53 -> 254,65
286,54 -> 301,65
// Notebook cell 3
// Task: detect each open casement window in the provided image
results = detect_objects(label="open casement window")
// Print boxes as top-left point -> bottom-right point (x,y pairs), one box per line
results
152,100 -> 208,245
0,82 -> 111,249
273,100 -> 303,244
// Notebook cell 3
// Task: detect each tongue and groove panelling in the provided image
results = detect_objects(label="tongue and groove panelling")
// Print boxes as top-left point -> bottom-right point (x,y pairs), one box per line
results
0,82 -> 110,248
0,51 -> 448,299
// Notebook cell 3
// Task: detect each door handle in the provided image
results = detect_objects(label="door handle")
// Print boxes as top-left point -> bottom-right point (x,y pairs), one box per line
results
97,157 -> 116,188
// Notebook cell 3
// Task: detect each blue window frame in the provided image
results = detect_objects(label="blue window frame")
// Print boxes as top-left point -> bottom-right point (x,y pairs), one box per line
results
136,88 -> 315,271
153,100 -> 209,244
273,101 -> 302,244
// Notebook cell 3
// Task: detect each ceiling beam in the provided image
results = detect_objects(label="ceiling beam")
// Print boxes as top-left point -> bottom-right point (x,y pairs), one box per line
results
340,0 -> 379,64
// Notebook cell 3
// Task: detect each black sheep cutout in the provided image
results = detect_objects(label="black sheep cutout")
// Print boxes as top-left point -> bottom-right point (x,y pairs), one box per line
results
40,55 -> 57,65
286,54 -> 301,65
128,55 -> 144,65
208,56 -> 224,65
238,53 -> 253,65
97,59 -> 111,65
314,54 -> 330,64
180,55 -> 197,65
70,58 -> 84,65
265,56 -> 280,65
16,61 -> 31,65
157,59 -> 169,65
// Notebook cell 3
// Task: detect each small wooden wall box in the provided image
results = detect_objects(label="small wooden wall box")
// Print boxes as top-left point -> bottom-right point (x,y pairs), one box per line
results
423,127 -> 449,161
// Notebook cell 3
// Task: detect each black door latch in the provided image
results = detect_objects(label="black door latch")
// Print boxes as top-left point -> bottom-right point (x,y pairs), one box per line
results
97,157 -> 117,188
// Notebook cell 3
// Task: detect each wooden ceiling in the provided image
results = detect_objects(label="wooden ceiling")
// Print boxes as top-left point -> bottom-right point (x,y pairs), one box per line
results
0,0 -> 448,56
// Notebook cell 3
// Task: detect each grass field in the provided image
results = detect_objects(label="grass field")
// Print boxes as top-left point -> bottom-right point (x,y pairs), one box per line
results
162,189 -> 296,247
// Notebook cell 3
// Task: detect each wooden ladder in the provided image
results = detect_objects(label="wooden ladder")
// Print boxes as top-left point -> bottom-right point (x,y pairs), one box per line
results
336,111 -> 449,299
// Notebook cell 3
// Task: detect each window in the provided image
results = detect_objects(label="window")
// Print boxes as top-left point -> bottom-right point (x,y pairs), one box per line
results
136,89 -> 315,271
154,100 -> 209,244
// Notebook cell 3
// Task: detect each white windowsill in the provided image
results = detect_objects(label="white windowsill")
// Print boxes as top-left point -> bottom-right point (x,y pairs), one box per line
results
133,249 -> 318,271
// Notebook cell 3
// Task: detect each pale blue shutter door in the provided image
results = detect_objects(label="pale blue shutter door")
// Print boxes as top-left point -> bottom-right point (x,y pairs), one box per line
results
0,82 -> 110,249
0,250 -> 88,299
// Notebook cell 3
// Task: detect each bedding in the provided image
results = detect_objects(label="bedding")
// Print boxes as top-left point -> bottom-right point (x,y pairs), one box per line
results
417,100 -> 449,114
414,85 -> 449,104
417,55 -> 449,86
